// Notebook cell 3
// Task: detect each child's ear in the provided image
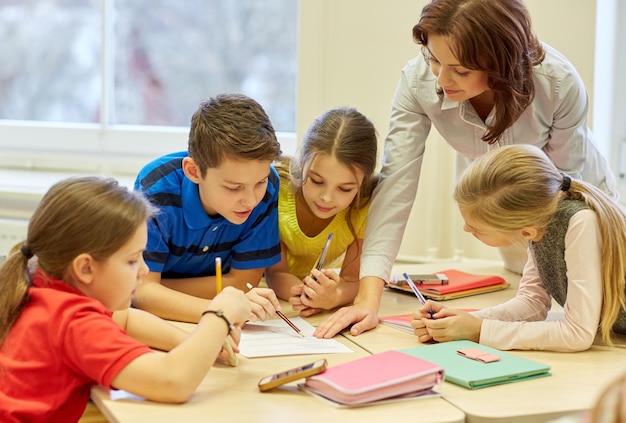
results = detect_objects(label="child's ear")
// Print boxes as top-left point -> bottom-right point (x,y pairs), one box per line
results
182,157 -> 202,183
520,227 -> 539,241
72,253 -> 96,285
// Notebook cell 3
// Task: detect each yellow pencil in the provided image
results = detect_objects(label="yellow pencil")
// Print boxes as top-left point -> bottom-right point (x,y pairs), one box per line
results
215,257 -> 222,293
214,257 -> 236,365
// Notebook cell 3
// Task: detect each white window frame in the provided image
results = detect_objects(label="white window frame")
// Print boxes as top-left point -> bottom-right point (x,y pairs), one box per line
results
0,0 -> 297,179
594,0 -> 626,198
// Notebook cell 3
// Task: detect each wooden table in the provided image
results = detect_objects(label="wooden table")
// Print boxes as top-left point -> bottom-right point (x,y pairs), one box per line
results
91,320 -> 464,423
93,259 -> 625,422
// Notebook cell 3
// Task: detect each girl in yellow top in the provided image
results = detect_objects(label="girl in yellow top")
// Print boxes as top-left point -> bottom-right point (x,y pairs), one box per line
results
265,107 -> 379,316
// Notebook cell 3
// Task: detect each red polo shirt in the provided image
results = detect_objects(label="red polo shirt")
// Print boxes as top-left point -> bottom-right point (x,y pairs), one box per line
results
0,272 -> 152,423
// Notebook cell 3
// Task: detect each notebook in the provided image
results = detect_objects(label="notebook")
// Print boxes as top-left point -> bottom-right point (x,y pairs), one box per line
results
379,310 -> 478,334
303,350 -> 444,405
379,313 -> 414,334
387,269 -> 509,300
399,340 -> 551,389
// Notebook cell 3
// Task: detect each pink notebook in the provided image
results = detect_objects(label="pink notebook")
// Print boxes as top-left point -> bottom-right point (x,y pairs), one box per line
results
304,350 -> 444,405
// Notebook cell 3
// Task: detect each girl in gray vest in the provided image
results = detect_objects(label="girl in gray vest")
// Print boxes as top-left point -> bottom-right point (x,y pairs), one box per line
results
412,145 -> 626,351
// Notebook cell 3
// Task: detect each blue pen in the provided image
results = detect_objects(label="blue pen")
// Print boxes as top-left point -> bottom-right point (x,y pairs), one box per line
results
403,273 -> 435,319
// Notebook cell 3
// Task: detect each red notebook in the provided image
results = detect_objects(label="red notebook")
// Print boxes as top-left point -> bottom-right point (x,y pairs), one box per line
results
387,269 -> 509,300
303,350 -> 444,405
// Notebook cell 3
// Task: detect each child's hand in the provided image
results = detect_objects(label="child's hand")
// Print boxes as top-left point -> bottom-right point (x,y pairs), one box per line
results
299,269 -> 340,310
420,308 -> 483,343
421,299 -> 444,318
410,311 -> 433,343
288,284 -> 323,317
245,287 -> 282,322
209,286 -> 252,327
217,326 -> 242,360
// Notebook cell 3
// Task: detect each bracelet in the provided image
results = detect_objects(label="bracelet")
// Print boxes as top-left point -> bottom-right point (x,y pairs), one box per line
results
201,309 -> 235,335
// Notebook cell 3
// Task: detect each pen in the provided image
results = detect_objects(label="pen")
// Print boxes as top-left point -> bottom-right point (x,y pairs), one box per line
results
403,273 -> 435,319
246,283 -> 304,337
316,232 -> 333,271
215,257 -> 222,293
310,232 -> 333,283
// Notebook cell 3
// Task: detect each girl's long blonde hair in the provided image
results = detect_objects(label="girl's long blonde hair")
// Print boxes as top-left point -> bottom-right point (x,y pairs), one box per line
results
454,145 -> 626,345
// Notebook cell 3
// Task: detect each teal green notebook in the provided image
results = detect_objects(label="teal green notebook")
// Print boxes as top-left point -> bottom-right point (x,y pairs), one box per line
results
399,340 -> 551,389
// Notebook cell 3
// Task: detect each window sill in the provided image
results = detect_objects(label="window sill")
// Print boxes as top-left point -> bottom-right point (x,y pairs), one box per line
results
0,169 -> 135,220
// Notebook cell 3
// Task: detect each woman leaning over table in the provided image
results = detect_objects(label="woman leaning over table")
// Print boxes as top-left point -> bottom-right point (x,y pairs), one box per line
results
313,0 -> 617,339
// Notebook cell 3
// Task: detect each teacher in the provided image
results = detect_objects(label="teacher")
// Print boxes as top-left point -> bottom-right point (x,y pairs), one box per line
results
313,0 -> 617,339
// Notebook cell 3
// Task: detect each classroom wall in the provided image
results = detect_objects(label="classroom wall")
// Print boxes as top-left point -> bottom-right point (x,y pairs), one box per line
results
297,0 -> 597,262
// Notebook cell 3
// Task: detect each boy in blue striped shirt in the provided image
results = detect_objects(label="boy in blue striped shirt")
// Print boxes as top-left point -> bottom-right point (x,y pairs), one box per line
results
133,94 -> 283,324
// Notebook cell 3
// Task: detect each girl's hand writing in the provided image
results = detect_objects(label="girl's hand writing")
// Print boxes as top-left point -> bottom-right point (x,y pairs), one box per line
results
411,310 -> 433,342
419,308 -> 483,343
299,268 -> 340,310
288,284 -> 323,316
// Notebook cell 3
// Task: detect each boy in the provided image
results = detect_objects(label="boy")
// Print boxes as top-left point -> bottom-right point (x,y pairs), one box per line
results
133,94 -> 283,322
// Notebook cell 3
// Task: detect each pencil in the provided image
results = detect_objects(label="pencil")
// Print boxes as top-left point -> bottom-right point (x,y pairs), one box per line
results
214,257 -> 236,365
215,257 -> 222,293
246,283 -> 304,337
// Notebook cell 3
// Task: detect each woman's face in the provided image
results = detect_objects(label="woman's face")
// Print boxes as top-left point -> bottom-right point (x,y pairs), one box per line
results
426,34 -> 491,102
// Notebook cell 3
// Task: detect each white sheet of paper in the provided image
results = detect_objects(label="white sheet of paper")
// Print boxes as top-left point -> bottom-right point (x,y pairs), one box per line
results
238,317 -> 353,358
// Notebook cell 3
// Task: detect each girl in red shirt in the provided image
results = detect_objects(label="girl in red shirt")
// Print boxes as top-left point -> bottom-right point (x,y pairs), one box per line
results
0,176 -> 252,422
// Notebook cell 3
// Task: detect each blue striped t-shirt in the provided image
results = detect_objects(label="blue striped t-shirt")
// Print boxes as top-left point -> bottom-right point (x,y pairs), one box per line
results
134,151 -> 281,278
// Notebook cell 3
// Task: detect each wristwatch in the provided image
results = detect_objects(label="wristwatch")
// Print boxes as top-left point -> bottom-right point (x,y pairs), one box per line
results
201,309 -> 235,335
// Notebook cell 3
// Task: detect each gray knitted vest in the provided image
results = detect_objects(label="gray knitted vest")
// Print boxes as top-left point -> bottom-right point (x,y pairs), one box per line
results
530,198 -> 626,334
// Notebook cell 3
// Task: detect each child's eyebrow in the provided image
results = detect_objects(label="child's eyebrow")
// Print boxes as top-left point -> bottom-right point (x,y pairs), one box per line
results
223,173 -> 270,185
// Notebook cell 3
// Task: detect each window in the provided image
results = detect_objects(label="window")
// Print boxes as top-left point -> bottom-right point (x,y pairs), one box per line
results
594,0 -> 626,199
0,0 -> 298,175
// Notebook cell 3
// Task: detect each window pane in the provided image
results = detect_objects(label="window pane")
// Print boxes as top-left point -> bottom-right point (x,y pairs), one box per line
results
0,0 -> 101,123
113,0 -> 298,131
0,0 -> 297,132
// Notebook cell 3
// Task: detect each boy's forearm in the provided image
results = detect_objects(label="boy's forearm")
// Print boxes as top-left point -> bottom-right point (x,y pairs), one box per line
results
124,308 -> 190,351
132,281 -> 212,323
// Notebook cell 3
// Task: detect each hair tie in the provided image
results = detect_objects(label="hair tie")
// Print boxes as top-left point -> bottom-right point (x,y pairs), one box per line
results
20,245 -> 33,259
560,173 -> 571,192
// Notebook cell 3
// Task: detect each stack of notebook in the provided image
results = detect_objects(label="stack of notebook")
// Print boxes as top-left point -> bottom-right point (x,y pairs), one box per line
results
387,269 -> 509,300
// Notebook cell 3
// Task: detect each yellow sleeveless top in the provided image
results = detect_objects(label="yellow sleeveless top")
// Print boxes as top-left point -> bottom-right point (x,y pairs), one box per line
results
278,174 -> 369,279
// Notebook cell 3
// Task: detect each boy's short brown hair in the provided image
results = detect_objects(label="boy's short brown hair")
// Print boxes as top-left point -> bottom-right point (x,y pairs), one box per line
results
188,93 -> 282,175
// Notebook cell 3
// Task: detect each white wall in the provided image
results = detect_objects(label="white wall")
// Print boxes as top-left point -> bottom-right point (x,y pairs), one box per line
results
297,0 -> 598,262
